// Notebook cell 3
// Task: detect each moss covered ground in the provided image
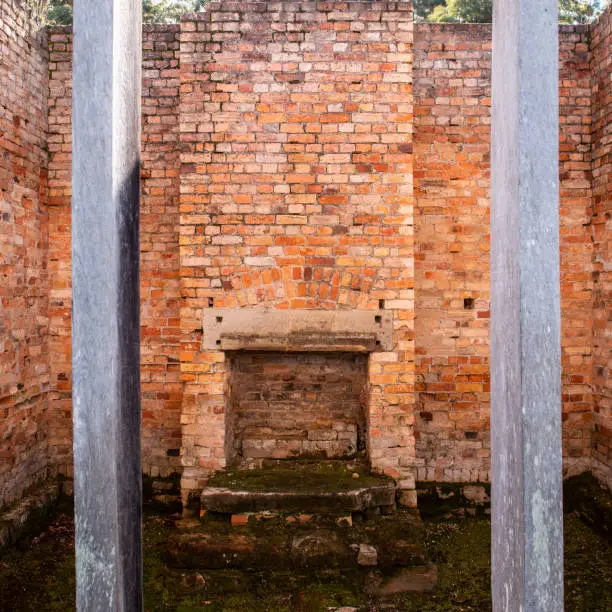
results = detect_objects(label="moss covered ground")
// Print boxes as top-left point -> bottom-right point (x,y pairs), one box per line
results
207,460 -> 393,493
0,496 -> 610,611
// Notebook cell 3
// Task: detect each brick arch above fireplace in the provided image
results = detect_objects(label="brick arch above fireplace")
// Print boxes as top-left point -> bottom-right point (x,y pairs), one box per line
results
214,265 -> 398,311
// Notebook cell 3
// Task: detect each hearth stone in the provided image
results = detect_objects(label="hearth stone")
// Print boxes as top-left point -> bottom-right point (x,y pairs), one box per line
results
200,461 -> 395,515
200,486 -> 396,515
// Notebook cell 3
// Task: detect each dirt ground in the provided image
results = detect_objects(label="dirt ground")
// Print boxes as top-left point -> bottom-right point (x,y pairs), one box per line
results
0,494 -> 610,611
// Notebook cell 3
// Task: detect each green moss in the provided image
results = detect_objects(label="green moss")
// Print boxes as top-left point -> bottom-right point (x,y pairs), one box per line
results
292,576 -> 362,611
564,472 -> 612,542
409,519 -> 492,610
1,495 -> 611,611
208,460 -> 393,493
564,512 -> 612,611
0,496 -> 76,612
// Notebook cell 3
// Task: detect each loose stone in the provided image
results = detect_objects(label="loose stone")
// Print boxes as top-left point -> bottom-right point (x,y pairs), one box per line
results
357,543 -> 378,567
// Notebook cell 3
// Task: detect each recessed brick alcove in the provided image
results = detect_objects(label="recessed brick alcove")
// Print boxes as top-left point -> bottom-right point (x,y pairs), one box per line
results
209,307 -> 393,467
227,351 -> 368,466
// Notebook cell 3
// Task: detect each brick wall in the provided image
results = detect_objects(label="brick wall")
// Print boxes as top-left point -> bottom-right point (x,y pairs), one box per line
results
413,23 -> 595,483
46,26 -> 72,477
178,1 -> 417,497
558,25 -> 594,474
46,25 -> 183,479
0,0 -> 50,509
413,24 -> 492,483
140,26 -> 183,477
591,7 -> 612,489
1,0 -> 610,508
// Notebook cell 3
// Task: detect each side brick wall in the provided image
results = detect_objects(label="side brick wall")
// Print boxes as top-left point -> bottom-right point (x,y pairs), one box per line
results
413,23 -> 595,483
591,7 -> 612,489
0,0 -> 50,509
413,24 -> 492,483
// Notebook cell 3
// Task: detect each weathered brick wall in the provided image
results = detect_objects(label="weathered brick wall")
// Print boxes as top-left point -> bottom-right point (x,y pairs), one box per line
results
46,25 -> 183,479
413,24 -> 491,483
228,352 -> 368,464
413,23 -> 594,483
558,25 -> 594,474
140,26 -> 183,477
178,1 -> 416,496
0,0 -> 50,509
591,7 -> 612,489
46,26 -> 72,478
3,0 -> 610,507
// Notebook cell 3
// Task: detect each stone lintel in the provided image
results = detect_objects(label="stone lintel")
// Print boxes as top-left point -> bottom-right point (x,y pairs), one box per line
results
202,308 -> 394,352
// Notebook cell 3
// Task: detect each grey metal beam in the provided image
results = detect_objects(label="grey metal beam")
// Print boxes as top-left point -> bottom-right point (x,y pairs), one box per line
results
491,1 -> 564,610
72,0 -> 143,609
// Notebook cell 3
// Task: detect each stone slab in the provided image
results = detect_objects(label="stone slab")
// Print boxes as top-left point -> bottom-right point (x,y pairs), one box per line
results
357,543 -> 378,566
368,564 -> 438,597
200,485 -> 396,514
168,511 -> 427,571
0,480 -> 61,550
202,308 -> 393,352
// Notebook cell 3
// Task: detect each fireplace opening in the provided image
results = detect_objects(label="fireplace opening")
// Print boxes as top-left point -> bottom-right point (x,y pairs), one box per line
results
226,351 -> 368,467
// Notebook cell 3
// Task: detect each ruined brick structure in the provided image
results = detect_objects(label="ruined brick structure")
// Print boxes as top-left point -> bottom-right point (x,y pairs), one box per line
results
0,1 -> 50,508
413,22 -> 596,483
1,0 -> 610,510
591,6 -> 612,492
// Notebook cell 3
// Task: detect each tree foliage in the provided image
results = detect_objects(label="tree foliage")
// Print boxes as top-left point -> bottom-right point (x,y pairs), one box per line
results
426,0 -> 491,22
44,1 -> 210,26
25,0 -> 52,29
413,0 -> 446,21
417,0 -> 605,23
34,1 -> 612,28
558,0 -> 604,23
142,0 -> 195,24
47,1 -> 71,26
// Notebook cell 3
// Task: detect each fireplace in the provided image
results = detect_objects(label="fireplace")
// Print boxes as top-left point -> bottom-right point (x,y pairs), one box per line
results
200,308 -> 393,468
227,351 -> 368,467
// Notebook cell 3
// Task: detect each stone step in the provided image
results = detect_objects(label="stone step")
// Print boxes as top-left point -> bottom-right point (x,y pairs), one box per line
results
143,477 -> 182,514
199,460 -> 397,516
200,484 -> 396,515
167,510 -> 427,571
176,566 -> 438,601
